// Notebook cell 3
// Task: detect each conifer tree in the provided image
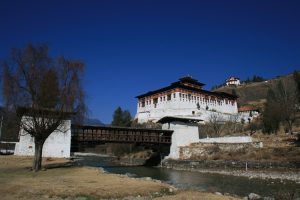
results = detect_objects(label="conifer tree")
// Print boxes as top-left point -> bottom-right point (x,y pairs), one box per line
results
111,107 -> 132,127
111,107 -> 123,126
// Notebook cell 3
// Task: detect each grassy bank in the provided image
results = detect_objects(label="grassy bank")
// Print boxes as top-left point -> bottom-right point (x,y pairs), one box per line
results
0,156 -> 240,200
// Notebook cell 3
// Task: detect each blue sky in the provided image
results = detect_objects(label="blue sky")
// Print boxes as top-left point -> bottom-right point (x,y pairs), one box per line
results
1,0 -> 299,123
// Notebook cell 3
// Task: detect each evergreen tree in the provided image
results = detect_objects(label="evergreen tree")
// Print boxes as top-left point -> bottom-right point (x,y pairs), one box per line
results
122,110 -> 132,127
252,75 -> 265,82
244,75 -> 265,84
111,107 -> 132,127
111,107 -> 123,126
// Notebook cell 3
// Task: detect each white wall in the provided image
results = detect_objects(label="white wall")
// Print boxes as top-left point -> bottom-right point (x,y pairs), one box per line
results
14,117 -> 71,158
162,121 -> 200,159
238,110 -> 260,123
226,79 -> 240,86
198,136 -> 253,143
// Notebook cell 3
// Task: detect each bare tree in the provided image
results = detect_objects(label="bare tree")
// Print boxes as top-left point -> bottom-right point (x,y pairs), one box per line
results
2,44 -> 86,171
206,113 -> 224,137
276,80 -> 298,134
263,79 -> 298,134
225,114 -> 240,134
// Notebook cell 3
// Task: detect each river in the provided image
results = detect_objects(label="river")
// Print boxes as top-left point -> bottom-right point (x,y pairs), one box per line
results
75,155 -> 299,198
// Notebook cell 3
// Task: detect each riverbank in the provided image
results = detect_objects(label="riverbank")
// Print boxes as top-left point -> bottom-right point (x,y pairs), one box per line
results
0,156 -> 240,200
162,159 -> 300,183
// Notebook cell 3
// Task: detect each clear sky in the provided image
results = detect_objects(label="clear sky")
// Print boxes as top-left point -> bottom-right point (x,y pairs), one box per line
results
1,0 -> 299,123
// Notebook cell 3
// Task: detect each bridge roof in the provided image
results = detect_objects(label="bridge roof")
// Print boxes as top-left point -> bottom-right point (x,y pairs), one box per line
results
72,124 -> 174,133
157,116 -> 203,124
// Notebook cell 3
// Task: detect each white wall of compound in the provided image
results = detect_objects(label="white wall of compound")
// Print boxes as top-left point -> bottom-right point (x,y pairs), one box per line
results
14,117 -> 71,158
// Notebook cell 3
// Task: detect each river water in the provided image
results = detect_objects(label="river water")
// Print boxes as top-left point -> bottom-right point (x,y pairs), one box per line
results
75,155 -> 299,198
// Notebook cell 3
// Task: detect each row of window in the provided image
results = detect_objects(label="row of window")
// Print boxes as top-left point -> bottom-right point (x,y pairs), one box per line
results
139,93 -> 235,108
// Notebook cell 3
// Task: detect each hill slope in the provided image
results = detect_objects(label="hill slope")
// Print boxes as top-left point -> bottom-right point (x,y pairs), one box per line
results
214,73 -> 295,108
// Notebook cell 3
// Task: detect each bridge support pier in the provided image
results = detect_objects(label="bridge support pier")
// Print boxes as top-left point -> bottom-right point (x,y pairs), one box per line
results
158,117 -> 202,159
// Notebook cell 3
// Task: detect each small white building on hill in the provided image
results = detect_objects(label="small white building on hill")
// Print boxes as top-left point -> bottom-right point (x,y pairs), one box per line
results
226,76 -> 241,86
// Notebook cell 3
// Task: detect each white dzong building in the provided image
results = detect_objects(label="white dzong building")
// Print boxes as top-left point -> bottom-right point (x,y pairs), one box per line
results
135,76 -> 238,123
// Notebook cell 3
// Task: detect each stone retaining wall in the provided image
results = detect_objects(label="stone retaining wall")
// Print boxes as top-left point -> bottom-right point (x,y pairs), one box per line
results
162,159 -> 300,170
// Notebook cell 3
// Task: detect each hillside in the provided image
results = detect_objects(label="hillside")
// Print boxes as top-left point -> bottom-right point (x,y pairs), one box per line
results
213,73 -> 295,108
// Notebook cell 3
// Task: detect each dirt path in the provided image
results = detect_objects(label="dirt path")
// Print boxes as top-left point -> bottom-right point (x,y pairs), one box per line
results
0,156 -> 240,200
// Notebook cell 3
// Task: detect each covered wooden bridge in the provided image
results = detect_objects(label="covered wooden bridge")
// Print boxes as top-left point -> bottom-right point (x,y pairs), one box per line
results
71,125 -> 173,151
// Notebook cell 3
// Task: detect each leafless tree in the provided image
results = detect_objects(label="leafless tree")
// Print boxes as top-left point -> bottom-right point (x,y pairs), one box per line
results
263,78 -> 299,134
2,44 -> 86,171
223,114 -> 240,135
206,113 -> 225,137
277,80 -> 298,134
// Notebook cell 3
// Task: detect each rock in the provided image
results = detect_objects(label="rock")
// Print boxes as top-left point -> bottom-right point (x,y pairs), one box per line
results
168,186 -> 178,193
144,177 -> 152,181
242,197 -> 248,200
248,193 -> 261,200
215,192 -> 223,195
263,197 -> 275,200
125,172 -> 136,177
98,167 -> 105,173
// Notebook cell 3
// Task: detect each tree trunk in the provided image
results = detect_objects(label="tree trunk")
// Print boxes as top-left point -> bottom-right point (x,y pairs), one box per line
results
287,120 -> 293,134
33,139 -> 45,171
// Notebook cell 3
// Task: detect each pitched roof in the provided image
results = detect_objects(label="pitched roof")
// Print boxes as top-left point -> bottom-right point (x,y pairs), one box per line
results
226,76 -> 240,81
136,77 -> 238,99
157,116 -> 203,124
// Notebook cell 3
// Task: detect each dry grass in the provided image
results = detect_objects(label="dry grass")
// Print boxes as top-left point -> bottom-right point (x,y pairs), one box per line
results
189,146 -> 300,162
0,156 -> 170,199
252,132 -> 298,148
0,156 -> 241,200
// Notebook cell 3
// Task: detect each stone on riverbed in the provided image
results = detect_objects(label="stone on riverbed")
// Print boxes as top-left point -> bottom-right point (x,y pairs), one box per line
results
143,177 -> 152,181
248,193 -> 261,200
263,197 -> 275,200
